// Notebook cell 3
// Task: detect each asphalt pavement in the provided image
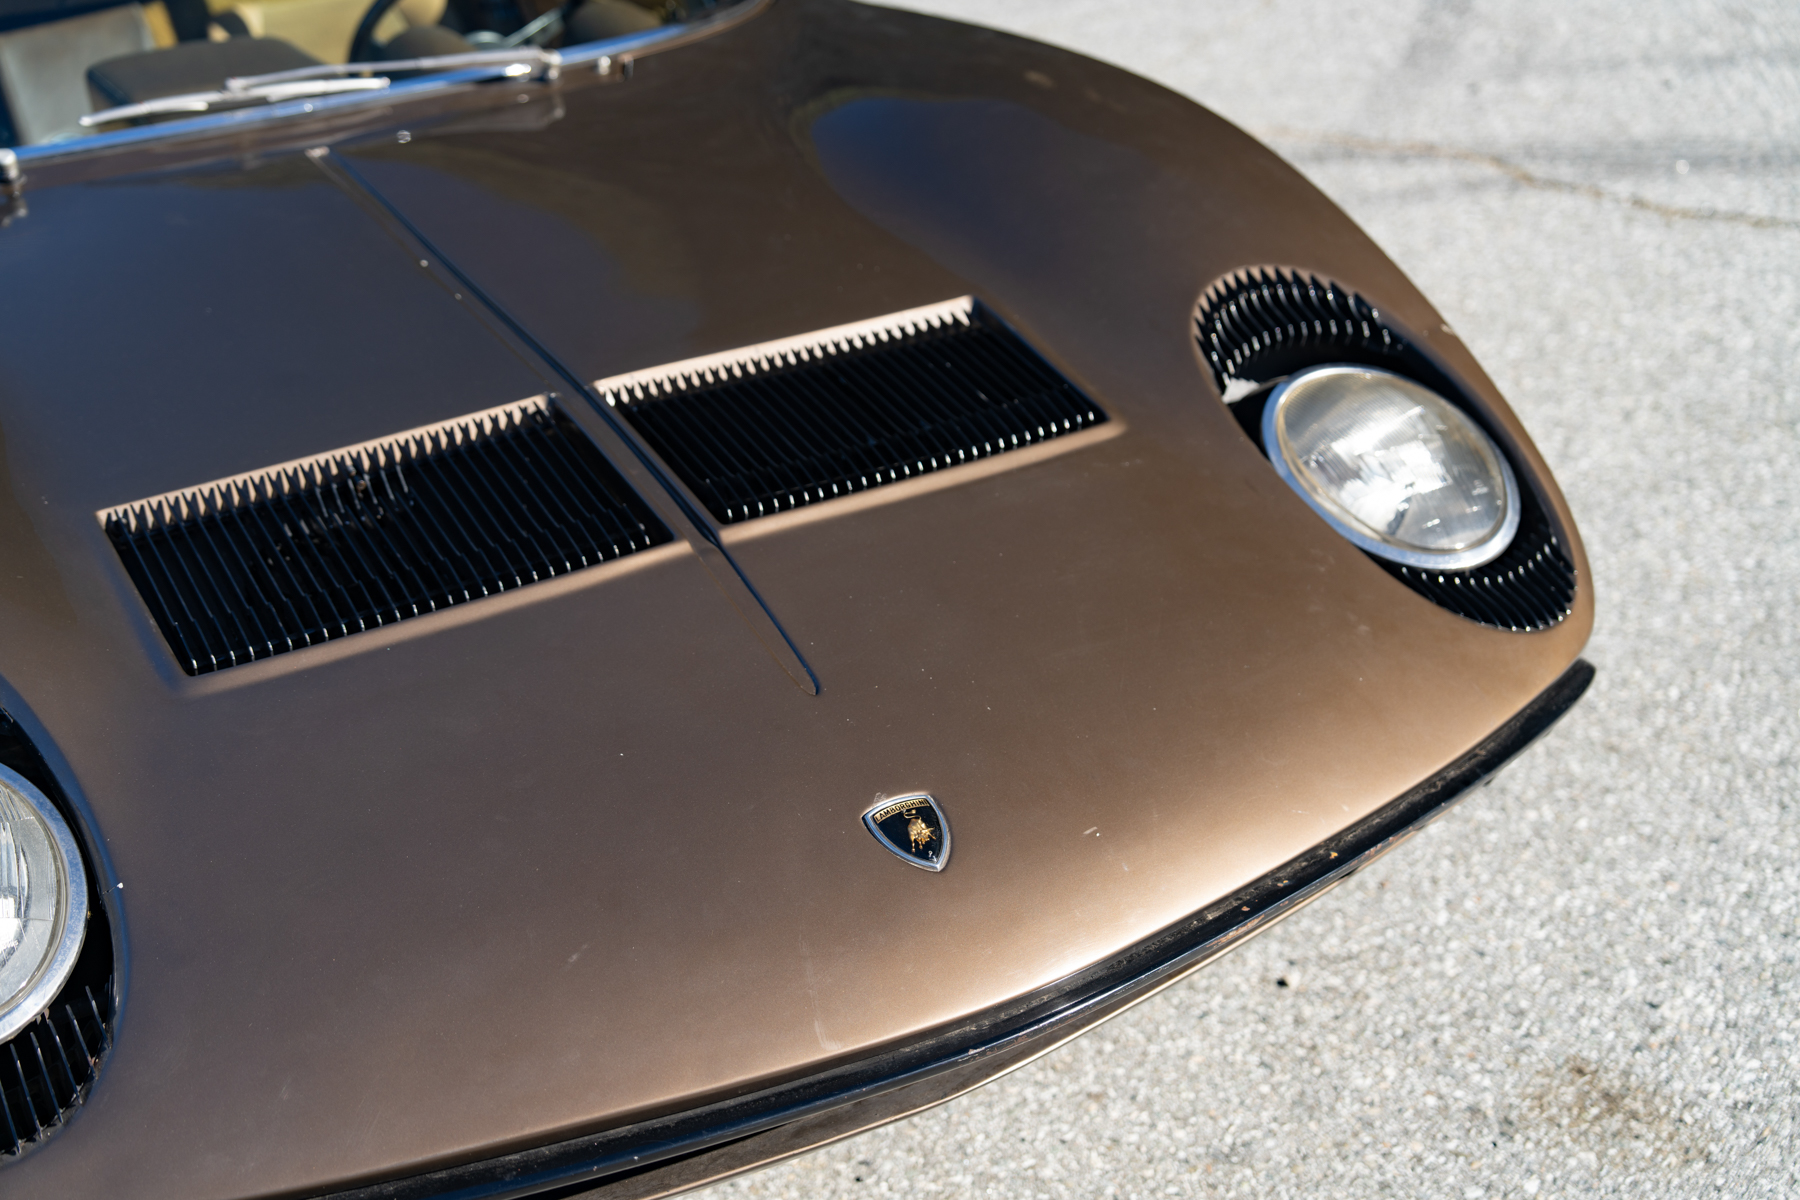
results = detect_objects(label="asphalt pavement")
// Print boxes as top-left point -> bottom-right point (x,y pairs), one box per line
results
700,2 -> 1800,1195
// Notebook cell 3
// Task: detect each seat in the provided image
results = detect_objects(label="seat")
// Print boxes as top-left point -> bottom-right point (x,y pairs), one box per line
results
86,35 -> 319,106
215,0 -> 442,63
0,2 -> 156,142
563,0 -> 658,45
375,21 -> 466,58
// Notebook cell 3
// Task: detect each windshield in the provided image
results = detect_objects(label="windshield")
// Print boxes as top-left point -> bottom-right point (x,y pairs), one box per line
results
0,0 -> 745,146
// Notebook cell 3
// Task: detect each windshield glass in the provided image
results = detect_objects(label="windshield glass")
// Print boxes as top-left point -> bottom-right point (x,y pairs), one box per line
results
0,0 -> 741,145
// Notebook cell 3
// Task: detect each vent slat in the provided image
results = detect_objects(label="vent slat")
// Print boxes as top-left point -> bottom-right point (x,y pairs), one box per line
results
611,302 -> 1107,525
153,524 -> 232,669
180,515 -> 270,663
63,1002 -> 93,1065
325,471 -> 438,619
293,484 -> 398,629
104,402 -> 670,676
430,444 -> 539,587
195,505 -> 288,657
41,1018 -> 77,1103
382,458 -> 494,604
5,1045 -> 38,1136
230,499 -> 330,645
489,432 -> 606,565
0,1073 -> 18,1155
525,427 -> 630,557
22,1037 -> 50,1128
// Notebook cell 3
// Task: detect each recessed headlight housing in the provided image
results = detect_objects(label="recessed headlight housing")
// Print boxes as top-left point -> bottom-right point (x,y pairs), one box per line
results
1262,365 -> 1521,571
0,764 -> 87,1043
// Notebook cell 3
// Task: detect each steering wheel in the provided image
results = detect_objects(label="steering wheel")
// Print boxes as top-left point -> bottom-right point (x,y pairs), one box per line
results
350,0 -> 576,62
347,0 -> 406,63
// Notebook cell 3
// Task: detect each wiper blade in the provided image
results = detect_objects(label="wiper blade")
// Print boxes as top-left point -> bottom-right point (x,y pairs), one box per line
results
80,78 -> 391,127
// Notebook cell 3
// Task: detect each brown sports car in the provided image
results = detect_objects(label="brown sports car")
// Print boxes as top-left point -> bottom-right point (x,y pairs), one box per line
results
0,0 -> 1591,1195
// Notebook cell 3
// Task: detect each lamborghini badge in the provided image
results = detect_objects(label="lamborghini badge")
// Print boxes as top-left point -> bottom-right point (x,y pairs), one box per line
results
863,793 -> 951,872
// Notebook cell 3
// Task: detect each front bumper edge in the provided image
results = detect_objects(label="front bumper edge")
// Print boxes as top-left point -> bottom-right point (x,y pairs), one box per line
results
322,658 -> 1595,1200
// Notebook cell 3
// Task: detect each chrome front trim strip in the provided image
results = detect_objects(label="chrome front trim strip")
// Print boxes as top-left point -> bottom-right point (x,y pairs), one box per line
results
96,395 -> 549,530
594,297 -> 976,406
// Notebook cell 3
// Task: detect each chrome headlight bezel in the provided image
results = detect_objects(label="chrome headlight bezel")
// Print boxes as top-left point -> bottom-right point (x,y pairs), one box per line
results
1261,363 -> 1522,571
0,763 -> 88,1044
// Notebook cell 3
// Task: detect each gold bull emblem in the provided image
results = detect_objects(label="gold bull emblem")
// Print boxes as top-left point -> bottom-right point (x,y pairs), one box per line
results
905,811 -> 936,854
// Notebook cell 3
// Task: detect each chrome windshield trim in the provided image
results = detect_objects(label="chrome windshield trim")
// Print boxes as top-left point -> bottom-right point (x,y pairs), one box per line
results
19,65 -> 508,163
13,0 -> 771,169
554,0 -> 769,72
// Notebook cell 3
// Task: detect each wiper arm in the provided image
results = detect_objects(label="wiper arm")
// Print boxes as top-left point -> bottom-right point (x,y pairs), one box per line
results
228,46 -> 560,90
78,47 -> 560,129
80,78 -> 391,127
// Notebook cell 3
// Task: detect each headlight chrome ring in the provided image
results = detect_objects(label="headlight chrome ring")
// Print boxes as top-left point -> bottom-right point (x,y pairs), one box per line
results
1262,364 -> 1521,571
0,763 -> 87,1045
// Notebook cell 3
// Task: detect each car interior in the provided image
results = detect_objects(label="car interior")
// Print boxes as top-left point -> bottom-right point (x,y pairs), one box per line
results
0,0 -> 701,144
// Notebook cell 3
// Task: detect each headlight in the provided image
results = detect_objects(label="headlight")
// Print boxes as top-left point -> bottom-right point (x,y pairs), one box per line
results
1262,365 -> 1520,570
0,765 -> 87,1042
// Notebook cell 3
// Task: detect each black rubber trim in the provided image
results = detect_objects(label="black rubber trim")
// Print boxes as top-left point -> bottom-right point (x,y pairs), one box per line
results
318,659 -> 1596,1200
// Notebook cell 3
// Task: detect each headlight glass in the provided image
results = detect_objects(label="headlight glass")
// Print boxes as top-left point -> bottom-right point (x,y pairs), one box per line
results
1262,365 -> 1520,570
0,766 -> 86,1041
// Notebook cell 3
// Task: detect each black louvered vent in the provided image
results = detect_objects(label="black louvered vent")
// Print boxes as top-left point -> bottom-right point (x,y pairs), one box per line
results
105,401 -> 670,675
0,915 -> 112,1159
1196,267 -> 1406,391
1196,268 -> 1575,631
1377,496 -> 1575,632
0,712 -> 115,1160
604,299 -> 1106,524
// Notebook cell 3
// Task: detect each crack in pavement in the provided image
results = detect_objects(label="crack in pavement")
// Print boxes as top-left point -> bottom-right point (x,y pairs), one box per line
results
1261,127 -> 1800,233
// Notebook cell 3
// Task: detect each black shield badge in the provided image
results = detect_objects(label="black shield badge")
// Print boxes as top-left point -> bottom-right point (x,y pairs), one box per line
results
863,793 -> 951,872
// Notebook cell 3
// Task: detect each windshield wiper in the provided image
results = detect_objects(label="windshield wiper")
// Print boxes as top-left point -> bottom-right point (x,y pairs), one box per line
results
229,46 -> 559,90
79,47 -> 559,129
80,78 -> 390,128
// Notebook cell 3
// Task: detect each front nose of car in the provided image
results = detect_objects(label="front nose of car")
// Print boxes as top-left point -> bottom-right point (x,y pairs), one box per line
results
0,3 -> 1589,1193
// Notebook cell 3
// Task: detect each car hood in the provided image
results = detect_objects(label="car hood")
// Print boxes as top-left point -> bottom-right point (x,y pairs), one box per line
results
0,1 -> 1591,1196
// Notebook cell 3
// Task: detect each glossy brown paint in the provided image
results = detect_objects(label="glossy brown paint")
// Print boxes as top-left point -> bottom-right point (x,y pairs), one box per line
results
0,2 -> 1589,1197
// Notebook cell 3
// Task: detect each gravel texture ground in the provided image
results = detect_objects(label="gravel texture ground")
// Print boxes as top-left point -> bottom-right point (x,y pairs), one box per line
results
698,3 -> 1800,1196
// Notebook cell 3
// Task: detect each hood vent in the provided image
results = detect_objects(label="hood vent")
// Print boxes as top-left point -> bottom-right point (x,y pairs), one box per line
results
599,298 -> 1107,525
102,399 -> 670,676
